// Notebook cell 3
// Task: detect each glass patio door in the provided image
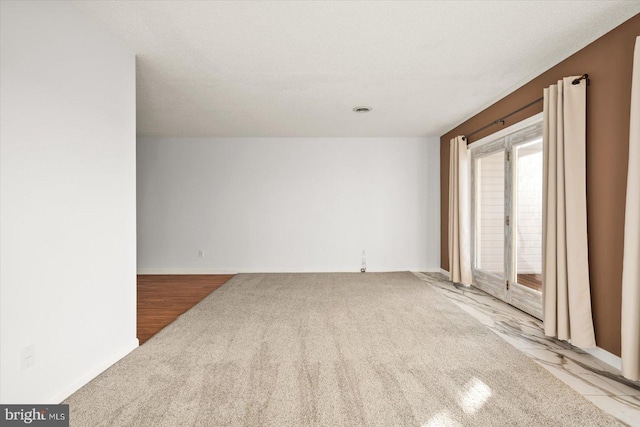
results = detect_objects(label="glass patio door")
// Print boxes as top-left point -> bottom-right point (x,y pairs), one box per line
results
471,122 -> 543,319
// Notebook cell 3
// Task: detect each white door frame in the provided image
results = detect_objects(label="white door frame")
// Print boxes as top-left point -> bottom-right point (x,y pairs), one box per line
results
469,115 -> 543,319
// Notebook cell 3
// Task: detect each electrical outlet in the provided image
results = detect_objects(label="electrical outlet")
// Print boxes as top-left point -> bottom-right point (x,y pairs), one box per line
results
198,249 -> 205,258
21,345 -> 35,371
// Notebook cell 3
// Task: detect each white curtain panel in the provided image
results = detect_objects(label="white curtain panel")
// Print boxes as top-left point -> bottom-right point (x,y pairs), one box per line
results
448,136 -> 472,285
621,36 -> 640,381
542,76 -> 596,348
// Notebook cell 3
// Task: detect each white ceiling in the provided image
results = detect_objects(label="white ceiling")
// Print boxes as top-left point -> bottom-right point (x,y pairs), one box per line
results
72,1 -> 640,137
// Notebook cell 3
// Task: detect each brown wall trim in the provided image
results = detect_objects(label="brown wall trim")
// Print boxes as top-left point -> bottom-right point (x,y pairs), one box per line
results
440,14 -> 639,356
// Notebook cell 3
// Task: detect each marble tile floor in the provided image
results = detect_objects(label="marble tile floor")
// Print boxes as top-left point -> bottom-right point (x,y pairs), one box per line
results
413,272 -> 640,427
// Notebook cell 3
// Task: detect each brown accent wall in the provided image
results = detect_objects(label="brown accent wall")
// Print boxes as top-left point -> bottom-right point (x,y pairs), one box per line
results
440,14 -> 639,356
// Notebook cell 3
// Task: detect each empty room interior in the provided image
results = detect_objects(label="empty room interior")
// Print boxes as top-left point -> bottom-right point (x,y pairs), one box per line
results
2,1 -> 640,426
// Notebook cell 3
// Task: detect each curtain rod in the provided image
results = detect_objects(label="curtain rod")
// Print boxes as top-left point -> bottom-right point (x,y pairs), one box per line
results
462,74 -> 589,141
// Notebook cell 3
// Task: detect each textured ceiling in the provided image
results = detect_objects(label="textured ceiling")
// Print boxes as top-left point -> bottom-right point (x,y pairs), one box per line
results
72,1 -> 640,137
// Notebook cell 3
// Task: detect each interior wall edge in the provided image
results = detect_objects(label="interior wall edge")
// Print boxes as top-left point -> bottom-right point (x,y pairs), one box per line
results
51,339 -> 138,404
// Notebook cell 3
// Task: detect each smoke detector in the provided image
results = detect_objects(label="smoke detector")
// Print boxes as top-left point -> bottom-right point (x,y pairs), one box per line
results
352,106 -> 372,113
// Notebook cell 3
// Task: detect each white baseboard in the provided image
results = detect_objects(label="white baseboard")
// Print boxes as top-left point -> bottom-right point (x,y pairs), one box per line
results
440,268 -> 449,277
47,338 -> 139,403
137,268 -> 440,275
137,268 -> 239,275
581,346 -> 622,371
420,267 -> 445,273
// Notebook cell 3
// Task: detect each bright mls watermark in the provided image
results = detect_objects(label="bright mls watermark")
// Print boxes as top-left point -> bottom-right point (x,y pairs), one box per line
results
0,405 -> 68,426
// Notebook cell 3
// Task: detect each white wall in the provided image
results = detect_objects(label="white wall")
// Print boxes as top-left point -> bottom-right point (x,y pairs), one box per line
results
137,137 -> 439,273
0,1 -> 137,403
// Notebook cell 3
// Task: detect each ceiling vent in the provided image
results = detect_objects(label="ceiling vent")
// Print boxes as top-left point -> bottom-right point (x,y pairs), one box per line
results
352,106 -> 372,113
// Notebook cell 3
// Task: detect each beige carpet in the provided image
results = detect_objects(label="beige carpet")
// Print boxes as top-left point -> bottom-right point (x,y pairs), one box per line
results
66,272 -> 619,426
